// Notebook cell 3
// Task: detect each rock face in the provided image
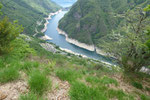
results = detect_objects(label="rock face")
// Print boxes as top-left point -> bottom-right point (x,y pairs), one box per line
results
0,81 -> 28,100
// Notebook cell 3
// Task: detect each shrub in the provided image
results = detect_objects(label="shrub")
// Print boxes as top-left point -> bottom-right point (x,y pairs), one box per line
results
0,17 -> 23,55
0,67 -> 20,83
132,81 -> 143,89
28,70 -> 51,95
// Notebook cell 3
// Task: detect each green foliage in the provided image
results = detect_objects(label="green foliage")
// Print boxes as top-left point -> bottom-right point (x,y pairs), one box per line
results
28,70 -> 51,95
0,2 -> 2,15
141,94 -> 150,100
102,5 -> 150,73
132,81 -> 143,89
0,17 -> 23,54
144,5 -> 150,11
56,68 -> 81,82
11,37 -> 36,58
0,66 -> 20,83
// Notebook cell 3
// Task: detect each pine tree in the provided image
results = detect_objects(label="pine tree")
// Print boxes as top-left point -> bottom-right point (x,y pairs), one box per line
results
0,17 -> 24,55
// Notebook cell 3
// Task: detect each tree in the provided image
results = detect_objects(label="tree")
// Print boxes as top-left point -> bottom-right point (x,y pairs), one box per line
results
0,17 -> 24,55
103,5 -> 150,72
0,2 -> 2,15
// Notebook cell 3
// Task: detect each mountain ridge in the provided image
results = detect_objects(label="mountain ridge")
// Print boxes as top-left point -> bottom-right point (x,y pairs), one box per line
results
58,0 -> 149,48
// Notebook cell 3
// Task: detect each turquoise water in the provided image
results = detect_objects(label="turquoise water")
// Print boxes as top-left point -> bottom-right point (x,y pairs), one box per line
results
45,11 -> 113,64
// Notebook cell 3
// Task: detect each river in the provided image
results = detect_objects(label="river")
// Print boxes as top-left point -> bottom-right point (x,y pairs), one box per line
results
45,10 -> 113,64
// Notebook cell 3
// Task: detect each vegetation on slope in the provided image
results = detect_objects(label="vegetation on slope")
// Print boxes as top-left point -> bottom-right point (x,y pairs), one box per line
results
58,0 -> 149,46
0,0 -> 60,35
0,33 -> 150,99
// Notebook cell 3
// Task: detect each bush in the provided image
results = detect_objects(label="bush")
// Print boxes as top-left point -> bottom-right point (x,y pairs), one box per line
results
28,70 -> 51,95
0,17 -> 23,55
0,67 -> 20,83
132,81 -> 143,89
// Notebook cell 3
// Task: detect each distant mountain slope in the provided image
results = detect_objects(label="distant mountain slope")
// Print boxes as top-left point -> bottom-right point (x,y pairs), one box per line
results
1,0 -> 60,35
51,0 -> 77,7
58,0 -> 148,47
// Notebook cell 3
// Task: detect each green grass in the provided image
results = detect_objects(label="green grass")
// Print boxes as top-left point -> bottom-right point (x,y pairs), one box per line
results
56,68 -> 82,82
0,58 -> 5,69
69,81 -> 108,100
107,89 -> 134,100
28,70 -> 51,95
22,61 -> 40,74
86,76 -> 101,84
0,66 -> 20,83
19,93 -> 38,100
100,76 -> 118,86
69,81 -> 134,100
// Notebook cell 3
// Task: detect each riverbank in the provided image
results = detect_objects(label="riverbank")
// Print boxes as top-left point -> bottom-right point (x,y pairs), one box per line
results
57,28 -> 95,51
57,28 -> 108,56
41,10 -> 62,33
60,47 -> 112,65
40,35 -> 52,40
60,47 -> 88,58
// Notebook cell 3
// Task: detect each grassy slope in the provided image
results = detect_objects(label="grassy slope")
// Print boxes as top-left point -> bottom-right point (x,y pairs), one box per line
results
0,0 -> 150,99
1,0 -> 60,35
0,35 -> 150,100
58,0 -> 148,46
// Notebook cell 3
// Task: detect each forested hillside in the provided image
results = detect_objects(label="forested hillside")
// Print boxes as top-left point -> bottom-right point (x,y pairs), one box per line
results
58,0 -> 149,46
1,0 -> 60,35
